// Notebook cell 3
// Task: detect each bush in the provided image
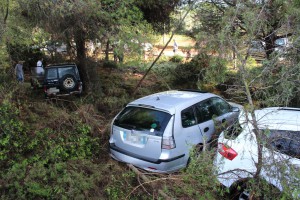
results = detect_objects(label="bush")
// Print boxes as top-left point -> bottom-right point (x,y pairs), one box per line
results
103,60 -> 118,69
0,98 -> 104,199
155,148 -> 224,199
171,53 -> 227,89
169,55 -> 184,63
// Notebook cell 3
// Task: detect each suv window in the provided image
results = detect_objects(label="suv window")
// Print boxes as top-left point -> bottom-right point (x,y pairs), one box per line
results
58,67 -> 76,78
114,106 -> 172,136
47,68 -> 58,79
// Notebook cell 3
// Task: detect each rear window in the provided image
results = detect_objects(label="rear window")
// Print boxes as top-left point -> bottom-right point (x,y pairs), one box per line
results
113,106 -> 172,136
58,67 -> 76,78
265,129 -> 300,159
45,66 -> 77,79
46,68 -> 58,79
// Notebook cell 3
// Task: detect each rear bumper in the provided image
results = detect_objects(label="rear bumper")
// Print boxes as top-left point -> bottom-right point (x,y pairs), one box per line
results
45,90 -> 82,97
109,143 -> 185,173
44,82 -> 82,97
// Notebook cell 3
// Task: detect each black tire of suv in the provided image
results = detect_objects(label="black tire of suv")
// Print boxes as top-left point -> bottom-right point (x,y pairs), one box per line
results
60,74 -> 78,92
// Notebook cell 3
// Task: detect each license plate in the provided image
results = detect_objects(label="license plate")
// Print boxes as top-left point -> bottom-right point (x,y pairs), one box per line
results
121,131 -> 147,144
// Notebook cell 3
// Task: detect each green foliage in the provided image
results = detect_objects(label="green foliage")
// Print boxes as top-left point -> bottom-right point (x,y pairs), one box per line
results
169,54 -> 184,63
160,148 -> 223,199
171,53 -> 227,89
6,43 -> 44,66
241,59 -> 300,107
2,160 -> 109,199
105,174 -> 128,200
103,60 -> 118,69
0,101 -> 29,168
0,98 -> 103,199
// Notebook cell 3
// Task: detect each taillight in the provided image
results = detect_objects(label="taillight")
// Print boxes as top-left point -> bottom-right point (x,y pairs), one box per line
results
162,136 -> 175,149
218,143 -> 238,160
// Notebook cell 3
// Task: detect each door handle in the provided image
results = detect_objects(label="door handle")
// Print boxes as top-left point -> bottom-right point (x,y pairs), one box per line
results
204,127 -> 209,132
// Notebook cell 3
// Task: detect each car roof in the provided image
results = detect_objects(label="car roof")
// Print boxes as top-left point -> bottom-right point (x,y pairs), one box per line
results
46,63 -> 77,68
127,90 -> 219,114
240,107 -> 300,130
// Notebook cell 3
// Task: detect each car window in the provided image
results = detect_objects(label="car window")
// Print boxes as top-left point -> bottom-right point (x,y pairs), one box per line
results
114,106 -> 172,136
195,99 -> 214,123
181,107 -> 196,128
224,121 -> 243,139
265,129 -> 300,158
46,68 -> 58,79
58,67 -> 76,78
210,97 -> 231,116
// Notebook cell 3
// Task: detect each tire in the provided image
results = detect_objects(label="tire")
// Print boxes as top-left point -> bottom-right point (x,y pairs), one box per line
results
186,143 -> 204,167
229,179 -> 251,200
60,75 -> 77,92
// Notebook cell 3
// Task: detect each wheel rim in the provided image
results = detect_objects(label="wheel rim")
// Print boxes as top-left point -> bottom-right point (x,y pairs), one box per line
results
63,78 -> 75,88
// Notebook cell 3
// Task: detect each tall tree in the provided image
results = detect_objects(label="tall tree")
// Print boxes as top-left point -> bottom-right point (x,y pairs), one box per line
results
193,0 -> 300,198
0,0 -> 9,40
17,0 -> 148,91
194,0 -> 298,59
135,0 -> 181,33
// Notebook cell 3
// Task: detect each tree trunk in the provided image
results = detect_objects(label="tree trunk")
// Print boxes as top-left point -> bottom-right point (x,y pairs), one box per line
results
74,29 -> 90,93
105,39 -> 110,61
264,32 -> 276,59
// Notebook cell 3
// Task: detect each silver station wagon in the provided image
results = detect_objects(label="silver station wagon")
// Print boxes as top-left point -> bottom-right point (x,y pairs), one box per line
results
109,90 -> 241,173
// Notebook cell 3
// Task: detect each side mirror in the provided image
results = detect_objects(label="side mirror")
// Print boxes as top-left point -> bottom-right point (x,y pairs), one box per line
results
232,107 -> 240,112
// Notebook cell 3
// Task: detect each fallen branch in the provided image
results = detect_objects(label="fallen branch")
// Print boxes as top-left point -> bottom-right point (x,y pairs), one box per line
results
127,164 -> 177,200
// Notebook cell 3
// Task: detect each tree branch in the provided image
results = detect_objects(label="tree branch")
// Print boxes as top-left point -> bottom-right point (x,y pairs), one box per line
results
132,0 -> 197,96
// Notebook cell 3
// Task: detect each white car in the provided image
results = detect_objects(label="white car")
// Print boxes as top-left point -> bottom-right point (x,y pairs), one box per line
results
214,107 -> 300,199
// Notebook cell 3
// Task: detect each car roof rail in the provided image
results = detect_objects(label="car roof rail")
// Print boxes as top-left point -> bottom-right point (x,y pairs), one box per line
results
277,107 -> 300,112
177,89 -> 208,93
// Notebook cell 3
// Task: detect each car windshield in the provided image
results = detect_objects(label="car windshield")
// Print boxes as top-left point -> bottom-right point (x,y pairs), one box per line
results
114,106 -> 172,136
264,129 -> 300,159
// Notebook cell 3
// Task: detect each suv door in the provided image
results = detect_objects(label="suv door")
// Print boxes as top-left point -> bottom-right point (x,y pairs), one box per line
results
44,68 -> 59,86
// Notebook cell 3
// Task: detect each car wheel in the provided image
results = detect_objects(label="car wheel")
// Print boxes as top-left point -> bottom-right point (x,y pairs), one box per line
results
229,179 -> 253,200
60,75 -> 77,92
186,143 -> 204,167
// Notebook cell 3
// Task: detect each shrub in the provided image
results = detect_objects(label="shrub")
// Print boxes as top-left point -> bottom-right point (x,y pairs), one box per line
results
169,55 -> 184,63
171,53 -> 227,89
103,60 -> 118,69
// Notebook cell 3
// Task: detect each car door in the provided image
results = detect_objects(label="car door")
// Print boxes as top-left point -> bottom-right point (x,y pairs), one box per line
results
209,97 -> 239,134
194,99 -> 216,143
180,106 -> 201,146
